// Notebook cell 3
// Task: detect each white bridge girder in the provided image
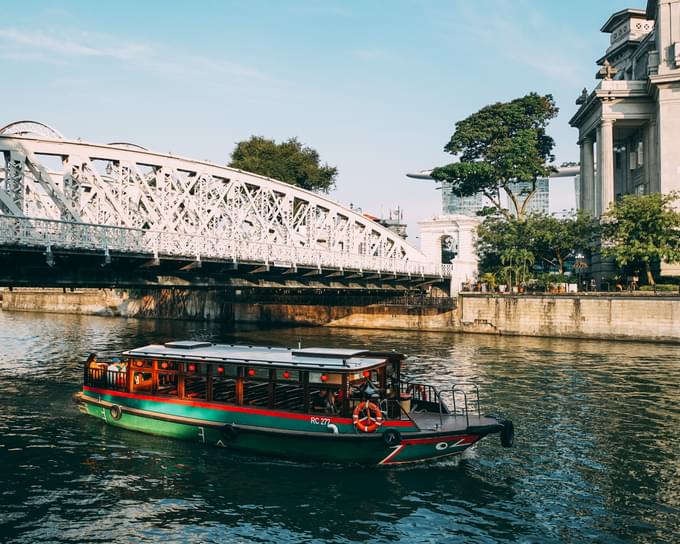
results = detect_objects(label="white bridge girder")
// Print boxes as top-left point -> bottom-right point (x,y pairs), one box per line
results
0,122 -> 446,277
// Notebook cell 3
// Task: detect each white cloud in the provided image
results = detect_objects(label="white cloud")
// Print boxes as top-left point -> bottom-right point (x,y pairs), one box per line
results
0,28 -> 150,61
433,0 -> 591,85
0,27 -> 270,84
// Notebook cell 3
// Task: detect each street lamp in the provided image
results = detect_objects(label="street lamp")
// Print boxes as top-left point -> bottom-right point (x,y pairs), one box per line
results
573,252 -> 588,291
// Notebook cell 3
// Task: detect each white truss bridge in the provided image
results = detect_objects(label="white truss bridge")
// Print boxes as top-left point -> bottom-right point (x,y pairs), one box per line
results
0,121 -> 448,281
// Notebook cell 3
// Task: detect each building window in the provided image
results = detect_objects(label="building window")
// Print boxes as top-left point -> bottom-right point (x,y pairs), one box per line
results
637,141 -> 644,167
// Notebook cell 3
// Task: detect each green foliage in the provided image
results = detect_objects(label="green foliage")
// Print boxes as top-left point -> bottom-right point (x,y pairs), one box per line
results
535,272 -> 571,290
475,213 -> 529,279
528,210 -> 597,274
501,247 -> 535,288
480,272 -> 497,290
229,136 -> 338,193
600,193 -> 680,286
431,93 -> 558,220
640,284 -> 679,292
476,211 -> 598,287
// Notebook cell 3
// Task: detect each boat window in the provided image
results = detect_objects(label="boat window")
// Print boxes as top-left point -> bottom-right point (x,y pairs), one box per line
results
156,360 -> 179,372
85,357 -> 127,391
309,386 -> 342,414
212,364 -> 237,403
309,372 -> 341,385
184,362 -> 207,400
212,365 -> 238,378
131,359 -> 152,370
129,359 -> 152,392
156,359 -> 178,397
243,366 -> 270,407
132,369 -> 153,392
273,369 -> 304,412
275,369 -> 300,381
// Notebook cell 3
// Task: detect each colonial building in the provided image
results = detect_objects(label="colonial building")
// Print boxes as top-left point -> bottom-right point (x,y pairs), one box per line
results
570,0 -> 680,216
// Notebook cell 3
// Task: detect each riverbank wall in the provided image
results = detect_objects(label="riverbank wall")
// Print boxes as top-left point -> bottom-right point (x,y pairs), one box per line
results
457,293 -> 680,343
3,288 -> 680,342
0,288 -> 457,332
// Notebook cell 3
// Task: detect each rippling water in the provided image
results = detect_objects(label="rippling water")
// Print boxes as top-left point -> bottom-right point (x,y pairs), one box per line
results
0,310 -> 679,543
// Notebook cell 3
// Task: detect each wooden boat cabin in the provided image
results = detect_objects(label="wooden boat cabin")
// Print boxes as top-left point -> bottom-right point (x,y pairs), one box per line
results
85,341 -> 412,420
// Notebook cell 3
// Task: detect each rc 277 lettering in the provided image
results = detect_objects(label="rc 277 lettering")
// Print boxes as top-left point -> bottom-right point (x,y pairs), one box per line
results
310,416 -> 331,425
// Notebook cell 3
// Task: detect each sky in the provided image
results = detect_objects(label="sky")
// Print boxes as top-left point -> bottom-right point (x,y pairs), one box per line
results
1,0 -> 632,243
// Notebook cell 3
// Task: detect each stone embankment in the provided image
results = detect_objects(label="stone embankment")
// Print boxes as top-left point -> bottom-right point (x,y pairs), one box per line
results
3,288 -> 680,342
457,293 -> 680,343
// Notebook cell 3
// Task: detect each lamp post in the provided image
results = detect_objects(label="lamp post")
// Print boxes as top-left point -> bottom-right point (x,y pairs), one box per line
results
573,252 -> 588,292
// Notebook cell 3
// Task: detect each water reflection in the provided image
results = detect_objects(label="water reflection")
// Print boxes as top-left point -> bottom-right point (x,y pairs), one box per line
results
0,310 -> 679,543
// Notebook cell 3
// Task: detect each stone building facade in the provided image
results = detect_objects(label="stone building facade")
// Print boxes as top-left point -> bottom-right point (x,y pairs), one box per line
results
570,0 -> 680,217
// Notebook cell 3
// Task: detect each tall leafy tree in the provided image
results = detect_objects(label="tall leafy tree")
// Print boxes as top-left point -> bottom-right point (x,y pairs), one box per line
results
431,93 -> 558,220
528,211 -> 597,274
475,213 -> 530,285
600,193 -> 680,285
229,136 -> 338,193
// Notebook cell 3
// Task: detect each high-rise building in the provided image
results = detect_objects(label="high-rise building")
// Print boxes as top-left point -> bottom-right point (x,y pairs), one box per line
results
506,178 -> 550,215
441,184 -> 486,216
407,169 -> 551,217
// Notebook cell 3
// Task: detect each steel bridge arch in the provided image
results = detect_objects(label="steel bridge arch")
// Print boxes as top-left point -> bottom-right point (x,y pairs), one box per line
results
0,123 -> 444,277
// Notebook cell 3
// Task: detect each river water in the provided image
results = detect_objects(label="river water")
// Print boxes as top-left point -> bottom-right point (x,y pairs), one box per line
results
0,309 -> 678,543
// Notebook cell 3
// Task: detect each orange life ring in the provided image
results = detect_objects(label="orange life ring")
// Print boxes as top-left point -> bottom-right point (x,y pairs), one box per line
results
352,401 -> 383,433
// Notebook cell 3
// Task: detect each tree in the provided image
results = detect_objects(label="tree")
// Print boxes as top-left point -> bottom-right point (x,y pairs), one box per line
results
528,211 -> 597,275
475,211 -> 598,287
501,247 -> 535,289
229,136 -> 338,193
475,213 -> 531,285
430,93 -> 558,220
600,193 -> 680,286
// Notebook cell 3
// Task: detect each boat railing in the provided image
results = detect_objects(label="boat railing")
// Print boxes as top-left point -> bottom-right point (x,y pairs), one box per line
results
399,381 -> 447,425
400,380 -> 481,427
378,397 -> 418,425
439,383 -> 481,427
84,360 -> 128,392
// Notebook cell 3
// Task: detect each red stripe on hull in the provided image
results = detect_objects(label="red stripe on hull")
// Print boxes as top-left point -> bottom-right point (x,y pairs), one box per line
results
83,386 -> 417,428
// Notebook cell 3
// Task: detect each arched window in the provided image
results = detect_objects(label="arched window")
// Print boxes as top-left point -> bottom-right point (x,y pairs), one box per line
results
441,235 -> 457,263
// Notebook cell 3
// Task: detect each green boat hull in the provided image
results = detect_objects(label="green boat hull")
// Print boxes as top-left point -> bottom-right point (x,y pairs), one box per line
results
75,388 -> 489,465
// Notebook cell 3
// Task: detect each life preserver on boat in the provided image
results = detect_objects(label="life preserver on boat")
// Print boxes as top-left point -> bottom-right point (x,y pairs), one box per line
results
352,401 -> 383,433
382,428 -> 401,446
109,404 -> 123,421
500,419 -> 514,448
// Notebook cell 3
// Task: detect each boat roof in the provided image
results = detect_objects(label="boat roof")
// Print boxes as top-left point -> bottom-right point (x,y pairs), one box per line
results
122,341 -> 393,371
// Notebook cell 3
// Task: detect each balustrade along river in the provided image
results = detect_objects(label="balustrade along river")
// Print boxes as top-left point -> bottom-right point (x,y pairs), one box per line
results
0,309 -> 678,543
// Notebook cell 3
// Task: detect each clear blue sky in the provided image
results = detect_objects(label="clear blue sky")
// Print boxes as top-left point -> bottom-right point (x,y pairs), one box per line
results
1,0 -> 630,239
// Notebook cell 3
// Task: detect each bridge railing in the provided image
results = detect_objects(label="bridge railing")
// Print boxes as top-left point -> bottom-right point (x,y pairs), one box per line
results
0,214 -> 451,277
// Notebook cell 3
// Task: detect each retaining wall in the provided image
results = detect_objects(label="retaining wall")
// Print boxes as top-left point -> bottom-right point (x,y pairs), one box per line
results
458,293 -> 680,343
4,288 -> 680,342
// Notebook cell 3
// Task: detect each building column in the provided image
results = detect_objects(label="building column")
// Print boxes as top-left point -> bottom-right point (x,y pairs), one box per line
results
598,120 -> 615,215
647,119 -> 660,194
578,140 -> 585,210
582,136 -> 595,215
450,216 -> 480,295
